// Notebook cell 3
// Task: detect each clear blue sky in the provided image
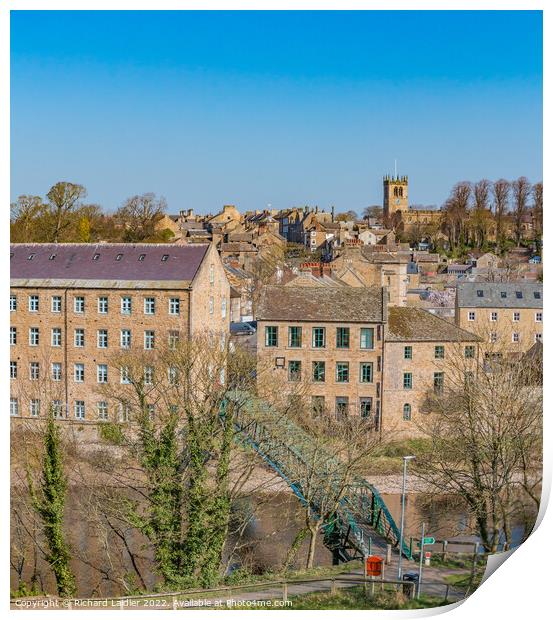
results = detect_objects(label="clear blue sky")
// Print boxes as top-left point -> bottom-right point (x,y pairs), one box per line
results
11,10 -> 542,214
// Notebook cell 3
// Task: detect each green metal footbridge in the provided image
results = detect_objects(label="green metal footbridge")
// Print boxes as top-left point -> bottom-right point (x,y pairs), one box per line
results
227,392 -> 412,564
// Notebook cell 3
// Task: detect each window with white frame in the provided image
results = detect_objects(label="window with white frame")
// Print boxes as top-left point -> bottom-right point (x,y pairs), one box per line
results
29,295 -> 39,312
147,404 -> 155,419
52,400 -> 63,418
29,327 -> 39,346
97,364 -> 108,383
10,398 -> 19,417
30,399 -> 40,417
118,402 -> 130,422
144,330 -> 155,350
74,328 -> 85,348
513,312 -> 520,322
209,264 -> 214,284
74,296 -> 85,313
490,332 -> 498,343
10,361 -> 17,379
468,311 -> 475,321
222,298 -> 227,318
98,296 -> 108,314
536,312 -> 543,322
30,361 -> 40,380
52,362 -> 62,381
121,296 -> 132,315
51,327 -> 62,347
144,366 -> 153,385
10,327 -> 16,346
144,297 -> 156,315
120,329 -> 131,349
168,330 -> 180,349
74,400 -> 85,419
209,297 -> 214,315
490,311 -> 498,322
10,295 -> 16,312
97,329 -> 108,348
168,367 -> 178,385
169,298 -> 180,315
512,332 -> 520,343
120,367 -> 130,384
51,296 -> 62,313
97,401 -> 108,420
535,333 -> 543,343
74,363 -> 85,382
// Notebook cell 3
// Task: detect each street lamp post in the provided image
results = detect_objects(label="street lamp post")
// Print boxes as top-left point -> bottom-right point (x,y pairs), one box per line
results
397,455 -> 416,581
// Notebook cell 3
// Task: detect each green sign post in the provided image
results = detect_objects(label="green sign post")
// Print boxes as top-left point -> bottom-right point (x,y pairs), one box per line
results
416,537 -> 435,548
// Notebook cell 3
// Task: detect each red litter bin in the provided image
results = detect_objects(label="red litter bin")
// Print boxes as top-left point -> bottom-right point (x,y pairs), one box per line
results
365,555 -> 383,577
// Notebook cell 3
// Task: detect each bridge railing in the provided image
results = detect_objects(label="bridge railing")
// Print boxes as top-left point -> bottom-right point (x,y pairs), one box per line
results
230,392 -> 412,560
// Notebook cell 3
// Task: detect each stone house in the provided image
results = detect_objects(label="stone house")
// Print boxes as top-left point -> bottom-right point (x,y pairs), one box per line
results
256,285 -> 387,424
455,282 -> 543,353
383,307 -> 480,436
10,243 -> 230,421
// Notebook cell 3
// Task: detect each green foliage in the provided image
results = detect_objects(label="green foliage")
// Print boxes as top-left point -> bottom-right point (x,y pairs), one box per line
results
28,414 -> 76,598
98,422 -> 125,445
11,581 -> 44,598
286,586 -> 447,610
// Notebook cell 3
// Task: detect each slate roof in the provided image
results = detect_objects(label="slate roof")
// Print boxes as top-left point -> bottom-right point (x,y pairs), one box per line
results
456,282 -> 543,309
386,307 -> 480,342
256,285 -> 385,323
10,243 -> 208,283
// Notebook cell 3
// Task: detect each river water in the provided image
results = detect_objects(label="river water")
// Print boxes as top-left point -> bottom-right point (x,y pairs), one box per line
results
11,488 -> 534,597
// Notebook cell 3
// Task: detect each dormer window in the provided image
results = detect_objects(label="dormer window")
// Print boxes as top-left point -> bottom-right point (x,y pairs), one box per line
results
534,291 -> 541,299
161,254 -> 169,262
138,254 -> 146,261
477,290 -> 483,297
116,253 -> 123,261
500,291 -> 507,298
516,291 -> 523,299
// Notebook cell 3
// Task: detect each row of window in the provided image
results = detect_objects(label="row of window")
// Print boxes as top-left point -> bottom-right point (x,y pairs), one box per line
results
467,310 -> 542,322
286,360 -> 376,384
489,332 -> 542,344
11,293 -> 227,319
311,395 -> 379,419
475,289 -> 540,300
11,294 -> 183,316
9,361 -> 187,385
10,397 -> 136,421
10,327 -> 181,349
402,345 -> 475,360
265,326 -> 377,349
402,371 -> 444,392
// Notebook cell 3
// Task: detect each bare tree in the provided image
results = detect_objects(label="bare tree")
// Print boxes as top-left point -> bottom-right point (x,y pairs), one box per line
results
491,179 -> 510,248
470,180 -> 491,249
532,181 -> 543,248
415,340 -> 542,552
10,195 -> 48,242
442,182 -> 471,252
46,182 -> 87,243
511,177 -> 532,246
114,193 -> 167,242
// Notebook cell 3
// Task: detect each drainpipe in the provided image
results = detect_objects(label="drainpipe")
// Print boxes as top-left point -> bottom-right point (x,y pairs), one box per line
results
64,288 -> 69,418
379,287 -> 388,441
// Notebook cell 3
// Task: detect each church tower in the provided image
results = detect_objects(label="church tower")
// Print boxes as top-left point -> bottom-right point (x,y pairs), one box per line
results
383,175 -> 409,219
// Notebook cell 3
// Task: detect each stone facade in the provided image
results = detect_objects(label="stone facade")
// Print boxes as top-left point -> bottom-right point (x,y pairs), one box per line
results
256,286 -> 387,425
455,282 -> 543,353
10,243 -> 229,422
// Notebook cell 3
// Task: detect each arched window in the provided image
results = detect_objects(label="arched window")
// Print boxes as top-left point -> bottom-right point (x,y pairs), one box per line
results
398,187 -> 403,198
403,403 -> 412,421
